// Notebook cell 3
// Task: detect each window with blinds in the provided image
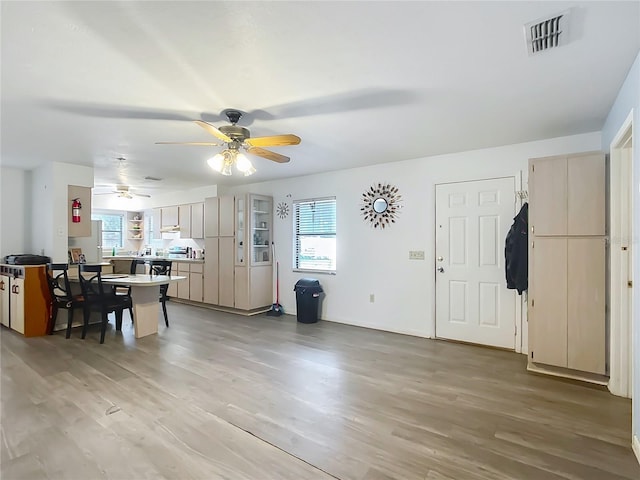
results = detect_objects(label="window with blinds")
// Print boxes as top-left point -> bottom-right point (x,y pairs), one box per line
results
293,197 -> 336,273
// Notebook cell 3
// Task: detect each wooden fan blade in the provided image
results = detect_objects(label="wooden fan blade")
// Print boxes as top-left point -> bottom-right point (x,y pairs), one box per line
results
156,141 -> 219,146
247,146 -> 290,163
245,134 -> 301,147
194,120 -> 232,143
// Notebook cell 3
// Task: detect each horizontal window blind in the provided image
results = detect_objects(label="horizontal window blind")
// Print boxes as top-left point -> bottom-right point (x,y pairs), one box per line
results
294,198 -> 336,272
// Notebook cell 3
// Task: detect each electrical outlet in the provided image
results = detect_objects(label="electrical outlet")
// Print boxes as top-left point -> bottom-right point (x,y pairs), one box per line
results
369,294 -> 375,303
409,250 -> 425,260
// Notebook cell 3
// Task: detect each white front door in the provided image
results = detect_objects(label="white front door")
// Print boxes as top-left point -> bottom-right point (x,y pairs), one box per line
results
435,177 -> 517,349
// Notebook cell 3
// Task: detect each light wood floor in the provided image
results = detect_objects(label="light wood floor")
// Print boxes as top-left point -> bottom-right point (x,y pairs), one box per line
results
2,303 -> 638,480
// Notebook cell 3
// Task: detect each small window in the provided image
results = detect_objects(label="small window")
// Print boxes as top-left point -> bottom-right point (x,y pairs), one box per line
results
92,213 -> 124,249
293,197 -> 336,273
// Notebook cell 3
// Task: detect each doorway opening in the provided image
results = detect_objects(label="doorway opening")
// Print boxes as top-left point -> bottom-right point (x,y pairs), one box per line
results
608,110 -> 634,400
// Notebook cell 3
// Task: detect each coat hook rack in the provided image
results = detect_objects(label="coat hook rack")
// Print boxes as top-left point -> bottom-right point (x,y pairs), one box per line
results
516,190 -> 528,200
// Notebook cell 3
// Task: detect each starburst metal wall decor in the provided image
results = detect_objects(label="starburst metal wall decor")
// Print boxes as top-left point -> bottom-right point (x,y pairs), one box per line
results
361,183 -> 402,229
276,201 -> 290,219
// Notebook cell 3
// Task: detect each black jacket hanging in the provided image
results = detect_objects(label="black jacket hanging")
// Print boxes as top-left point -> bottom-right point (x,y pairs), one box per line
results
505,202 -> 528,294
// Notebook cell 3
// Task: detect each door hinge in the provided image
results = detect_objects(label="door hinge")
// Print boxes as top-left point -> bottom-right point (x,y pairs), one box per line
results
514,325 -> 517,336
532,165 -> 535,172
622,246 -> 628,251
531,351 -> 534,359
531,299 -> 534,307
531,225 -> 534,234
628,280 -> 633,288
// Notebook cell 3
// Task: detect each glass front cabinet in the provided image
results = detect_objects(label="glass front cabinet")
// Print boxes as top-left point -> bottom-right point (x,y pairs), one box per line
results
235,194 -> 272,266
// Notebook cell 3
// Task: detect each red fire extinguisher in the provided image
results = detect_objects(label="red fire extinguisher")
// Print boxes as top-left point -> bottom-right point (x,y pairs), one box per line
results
72,198 -> 82,223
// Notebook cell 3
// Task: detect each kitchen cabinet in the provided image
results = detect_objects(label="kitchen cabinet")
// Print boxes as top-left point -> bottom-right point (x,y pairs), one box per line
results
189,263 -> 203,302
234,194 -> 272,309
152,208 -> 161,240
204,197 -> 219,237
0,272 -> 10,327
179,205 -> 192,238
176,262 -> 190,300
161,206 -> 179,227
203,237 -> 219,305
219,237 -> 235,307
528,151 -> 606,378
177,203 -> 204,239
0,265 -> 50,336
191,202 -> 204,239
68,185 -> 92,237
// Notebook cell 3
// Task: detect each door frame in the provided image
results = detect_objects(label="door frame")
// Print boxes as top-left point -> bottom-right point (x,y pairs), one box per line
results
433,175 -> 523,352
608,109 -> 634,398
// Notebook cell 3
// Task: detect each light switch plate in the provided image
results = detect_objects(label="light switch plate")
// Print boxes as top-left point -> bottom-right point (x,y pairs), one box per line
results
409,250 -> 425,260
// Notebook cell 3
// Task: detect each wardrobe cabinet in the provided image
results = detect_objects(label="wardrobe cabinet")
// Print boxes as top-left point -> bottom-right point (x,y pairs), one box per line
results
528,151 -> 606,378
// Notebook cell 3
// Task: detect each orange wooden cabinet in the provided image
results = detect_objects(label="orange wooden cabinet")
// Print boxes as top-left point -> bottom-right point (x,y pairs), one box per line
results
0,265 -> 51,337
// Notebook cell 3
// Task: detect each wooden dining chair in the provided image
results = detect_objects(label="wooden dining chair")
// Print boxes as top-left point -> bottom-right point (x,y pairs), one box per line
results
78,264 -> 132,344
150,259 -> 172,327
46,263 -> 85,338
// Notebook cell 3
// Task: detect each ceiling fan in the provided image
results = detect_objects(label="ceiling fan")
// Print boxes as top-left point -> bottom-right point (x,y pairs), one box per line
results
95,185 -> 151,199
156,109 -> 301,166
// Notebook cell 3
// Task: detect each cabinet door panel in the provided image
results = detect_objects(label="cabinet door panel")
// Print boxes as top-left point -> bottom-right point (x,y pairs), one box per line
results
191,202 -> 204,239
10,278 -> 25,334
219,196 -> 235,237
530,156 -> 567,236
204,197 -> 219,237
530,237 -> 567,367
153,209 -> 161,239
189,274 -> 203,302
567,238 -> 606,374
203,238 -> 219,305
179,205 -> 192,238
250,266 -> 272,309
234,267 -> 249,310
219,237 -> 235,307
162,206 -> 179,227
567,153 -> 605,236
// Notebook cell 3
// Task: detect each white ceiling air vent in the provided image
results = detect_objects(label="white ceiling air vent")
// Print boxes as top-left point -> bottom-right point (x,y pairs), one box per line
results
524,10 -> 570,56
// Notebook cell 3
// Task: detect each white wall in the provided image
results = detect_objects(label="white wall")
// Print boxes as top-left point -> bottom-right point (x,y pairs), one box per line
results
601,50 -> 640,456
92,184 -> 219,211
222,132 -> 601,338
0,167 -> 31,259
30,162 -> 94,262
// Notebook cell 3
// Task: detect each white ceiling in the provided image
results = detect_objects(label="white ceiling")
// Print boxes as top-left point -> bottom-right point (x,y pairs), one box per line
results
2,1 -> 639,196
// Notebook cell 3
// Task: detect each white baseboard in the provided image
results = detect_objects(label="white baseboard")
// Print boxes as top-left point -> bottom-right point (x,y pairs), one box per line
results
633,435 -> 640,466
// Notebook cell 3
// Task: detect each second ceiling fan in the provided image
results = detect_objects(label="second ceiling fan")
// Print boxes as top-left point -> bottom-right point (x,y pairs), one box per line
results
157,109 -> 301,175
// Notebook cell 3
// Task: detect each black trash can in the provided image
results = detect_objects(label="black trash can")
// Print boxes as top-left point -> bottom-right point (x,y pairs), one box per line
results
294,278 -> 323,324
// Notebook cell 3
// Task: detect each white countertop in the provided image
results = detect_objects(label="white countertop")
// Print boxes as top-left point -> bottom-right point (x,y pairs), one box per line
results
103,256 -> 204,264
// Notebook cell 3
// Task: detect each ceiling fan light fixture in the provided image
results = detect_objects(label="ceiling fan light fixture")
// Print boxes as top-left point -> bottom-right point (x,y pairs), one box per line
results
207,152 -> 225,172
235,153 -> 255,176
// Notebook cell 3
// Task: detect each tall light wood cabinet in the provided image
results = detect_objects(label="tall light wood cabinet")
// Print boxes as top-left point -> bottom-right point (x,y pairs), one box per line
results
202,194 -> 272,311
528,151 -> 606,378
203,196 -> 235,308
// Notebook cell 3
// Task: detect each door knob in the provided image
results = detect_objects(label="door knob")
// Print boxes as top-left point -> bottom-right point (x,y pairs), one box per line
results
437,267 -> 445,273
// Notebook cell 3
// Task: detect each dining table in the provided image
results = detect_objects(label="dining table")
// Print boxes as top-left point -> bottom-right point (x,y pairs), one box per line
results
100,274 -> 186,338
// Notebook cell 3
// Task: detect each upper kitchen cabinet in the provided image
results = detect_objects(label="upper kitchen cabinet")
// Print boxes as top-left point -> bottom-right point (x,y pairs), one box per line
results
68,185 -> 92,237
161,206 -> 179,228
190,202 -> 204,239
178,204 -> 191,238
529,152 -> 605,236
178,203 -> 204,239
